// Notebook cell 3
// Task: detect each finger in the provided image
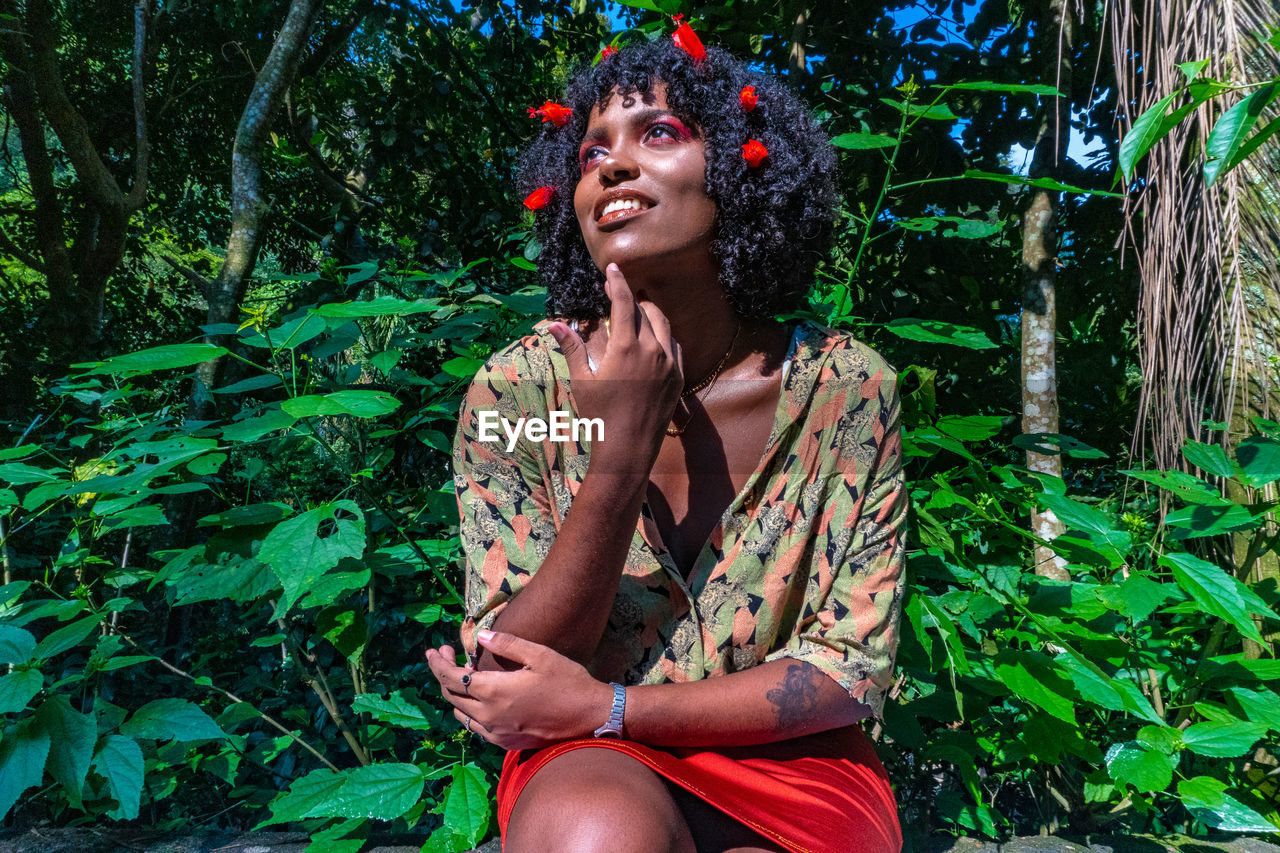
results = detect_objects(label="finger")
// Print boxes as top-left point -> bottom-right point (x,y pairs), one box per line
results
547,322 -> 592,378
605,264 -> 641,343
475,629 -> 543,668
636,297 -> 674,363
453,707 -> 494,742
426,645 -> 471,694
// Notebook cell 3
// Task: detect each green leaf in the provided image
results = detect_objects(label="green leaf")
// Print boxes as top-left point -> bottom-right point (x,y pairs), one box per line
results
1182,441 -> 1241,478
962,169 -> 1126,198
879,98 -> 958,120
213,374 -> 282,395
994,650 -> 1076,724
830,132 -> 897,149
0,462 -> 63,486
34,696 -> 96,805
1164,503 -> 1260,538
1137,725 -> 1182,754
259,500 -> 366,614
239,314 -> 328,351
1181,721 -> 1268,757
1178,60 -> 1210,82
0,626 -> 37,665
509,257 -> 537,271
426,763 -> 491,852
198,502 -> 293,528
89,343 -> 228,377
32,615 -> 103,660
883,318 -> 996,349
119,698 -> 226,742
1122,468 -> 1226,504
1105,741 -> 1175,792
944,81 -> 1062,96
320,763 -> 427,820
221,409 -> 298,442
1178,776 -> 1279,832
352,691 -> 438,731
0,719 -> 51,820
0,669 -> 43,713
1094,573 -> 1179,622
282,390 -> 401,419
263,769 -> 348,826
935,415 -> 1005,442
1119,92 -> 1178,180
1235,435 -> 1280,487
1204,83 -> 1278,185
92,735 -> 144,820
312,297 -> 439,317
168,555 -> 277,605
1054,654 -> 1164,724
442,356 -> 486,378
1160,552 -> 1272,643
1226,687 -> 1280,730
1012,433 -> 1108,459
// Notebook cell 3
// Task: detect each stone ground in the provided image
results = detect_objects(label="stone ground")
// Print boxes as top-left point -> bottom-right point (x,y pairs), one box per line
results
2,830 -> 1279,852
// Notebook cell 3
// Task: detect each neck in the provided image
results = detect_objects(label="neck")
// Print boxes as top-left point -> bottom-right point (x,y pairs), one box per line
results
617,263 -> 741,386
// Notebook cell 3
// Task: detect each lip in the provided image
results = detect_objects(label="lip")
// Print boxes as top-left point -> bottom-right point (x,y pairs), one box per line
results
593,187 -> 658,227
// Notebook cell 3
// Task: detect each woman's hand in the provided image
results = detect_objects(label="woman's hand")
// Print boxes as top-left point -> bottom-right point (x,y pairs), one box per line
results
425,630 -> 615,751
547,263 -> 683,473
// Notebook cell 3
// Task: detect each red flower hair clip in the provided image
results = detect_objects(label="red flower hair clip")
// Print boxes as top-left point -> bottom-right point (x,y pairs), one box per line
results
523,187 -> 554,210
740,86 -> 758,111
741,139 -> 768,168
600,45 -> 618,60
671,15 -> 706,63
527,101 -> 573,128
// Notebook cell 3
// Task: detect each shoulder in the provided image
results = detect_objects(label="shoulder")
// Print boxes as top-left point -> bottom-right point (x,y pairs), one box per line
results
467,319 -> 562,391
795,321 -> 899,408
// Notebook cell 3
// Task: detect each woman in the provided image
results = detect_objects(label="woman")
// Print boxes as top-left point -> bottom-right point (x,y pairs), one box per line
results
426,28 -> 906,853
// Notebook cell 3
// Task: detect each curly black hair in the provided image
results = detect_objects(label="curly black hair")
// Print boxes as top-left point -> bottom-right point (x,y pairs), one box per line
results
517,35 -> 839,320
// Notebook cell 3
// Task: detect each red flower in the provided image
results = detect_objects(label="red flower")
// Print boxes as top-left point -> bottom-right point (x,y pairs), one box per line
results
527,101 -> 573,128
741,139 -> 768,168
523,187 -> 554,210
671,15 -> 706,63
600,46 -> 618,60
739,86 -> 758,111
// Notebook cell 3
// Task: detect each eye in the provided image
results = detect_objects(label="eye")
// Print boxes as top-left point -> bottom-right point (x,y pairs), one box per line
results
645,122 -> 685,142
579,145 -> 606,171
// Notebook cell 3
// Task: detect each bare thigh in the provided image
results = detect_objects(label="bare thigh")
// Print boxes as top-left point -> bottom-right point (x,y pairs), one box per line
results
505,748 -> 695,853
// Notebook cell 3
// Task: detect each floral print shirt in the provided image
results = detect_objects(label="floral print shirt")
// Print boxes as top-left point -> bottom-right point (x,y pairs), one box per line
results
453,318 -> 906,718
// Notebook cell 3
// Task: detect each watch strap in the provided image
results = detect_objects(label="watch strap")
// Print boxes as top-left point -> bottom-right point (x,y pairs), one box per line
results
593,682 -> 626,738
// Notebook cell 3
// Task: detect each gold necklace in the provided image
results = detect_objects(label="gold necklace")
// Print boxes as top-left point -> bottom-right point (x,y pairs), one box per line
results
666,322 -> 741,436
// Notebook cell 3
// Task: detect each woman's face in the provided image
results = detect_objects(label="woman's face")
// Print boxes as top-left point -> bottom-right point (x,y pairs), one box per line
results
572,83 -> 718,279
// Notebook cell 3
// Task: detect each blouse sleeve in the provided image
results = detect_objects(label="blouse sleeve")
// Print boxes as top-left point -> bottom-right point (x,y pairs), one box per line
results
763,361 -> 907,719
452,341 -> 560,663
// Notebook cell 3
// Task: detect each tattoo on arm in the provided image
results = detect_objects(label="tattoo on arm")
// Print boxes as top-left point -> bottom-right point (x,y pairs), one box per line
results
766,663 -> 819,730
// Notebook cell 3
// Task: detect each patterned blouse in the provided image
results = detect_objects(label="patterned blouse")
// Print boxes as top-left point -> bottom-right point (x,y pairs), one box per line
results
453,318 -> 906,718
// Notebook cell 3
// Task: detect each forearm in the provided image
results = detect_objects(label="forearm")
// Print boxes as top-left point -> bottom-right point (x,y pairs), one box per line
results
619,658 -> 873,748
481,459 -> 648,672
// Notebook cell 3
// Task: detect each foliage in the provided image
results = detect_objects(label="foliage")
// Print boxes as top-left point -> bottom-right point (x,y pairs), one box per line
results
1,0 -> 1277,849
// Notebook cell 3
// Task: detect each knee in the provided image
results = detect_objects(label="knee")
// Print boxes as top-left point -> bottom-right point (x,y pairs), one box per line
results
506,757 -> 694,853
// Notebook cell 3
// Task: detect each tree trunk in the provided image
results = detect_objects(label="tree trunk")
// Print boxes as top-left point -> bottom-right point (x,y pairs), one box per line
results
189,0 -> 326,420
1021,0 -> 1073,580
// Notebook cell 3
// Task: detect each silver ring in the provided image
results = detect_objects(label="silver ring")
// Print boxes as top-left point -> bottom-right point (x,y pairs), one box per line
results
465,715 -> 473,733
461,672 -> 472,695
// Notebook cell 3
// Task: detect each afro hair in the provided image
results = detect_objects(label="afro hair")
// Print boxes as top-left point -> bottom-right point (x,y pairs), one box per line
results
517,35 -> 840,321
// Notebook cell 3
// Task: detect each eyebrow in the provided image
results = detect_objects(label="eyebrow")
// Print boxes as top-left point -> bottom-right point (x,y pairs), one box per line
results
579,107 -> 687,145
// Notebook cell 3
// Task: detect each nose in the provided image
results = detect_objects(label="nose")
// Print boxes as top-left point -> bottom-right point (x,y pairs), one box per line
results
599,143 -> 639,185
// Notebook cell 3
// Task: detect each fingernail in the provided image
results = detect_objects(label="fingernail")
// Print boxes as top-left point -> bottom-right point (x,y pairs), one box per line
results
607,263 -> 619,274
547,322 -> 565,341
477,629 -> 494,644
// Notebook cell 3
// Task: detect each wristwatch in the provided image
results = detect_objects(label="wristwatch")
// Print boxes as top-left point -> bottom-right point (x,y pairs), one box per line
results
593,682 -> 626,738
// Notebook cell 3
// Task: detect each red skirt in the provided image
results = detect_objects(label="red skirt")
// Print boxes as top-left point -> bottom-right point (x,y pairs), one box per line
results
495,725 -> 902,853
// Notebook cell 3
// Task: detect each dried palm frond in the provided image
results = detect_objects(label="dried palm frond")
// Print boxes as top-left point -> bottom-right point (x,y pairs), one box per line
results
1110,0 -> 1280,469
